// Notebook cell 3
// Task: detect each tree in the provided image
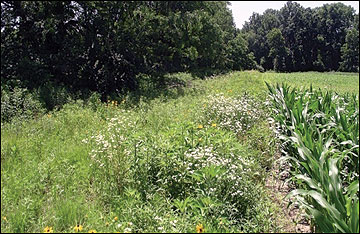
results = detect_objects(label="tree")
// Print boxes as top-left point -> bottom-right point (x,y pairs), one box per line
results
226,32 -> 255,70
339,28 -> 359,72
267,28 -> 288,71
315,3 -> 355,71
2,0 -> 249,104
242,1 -> 358,72
242,9 -> 280,70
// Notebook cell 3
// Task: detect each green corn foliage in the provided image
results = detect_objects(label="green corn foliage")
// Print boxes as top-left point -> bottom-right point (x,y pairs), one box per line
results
266,82 -> 359,233
285,134 -> 359,233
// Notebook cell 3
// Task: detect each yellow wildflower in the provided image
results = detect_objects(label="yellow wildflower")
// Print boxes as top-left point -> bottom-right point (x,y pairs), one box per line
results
43,226 -> 53,233
2,216 -> 7,222
197,124 -> 203,129
88,230 -> 97,233
196,224 -> 204,233
219,218 -> 223,225
114,216 -> 118,221
212,123 -> 217,127
74,224 -> 83,232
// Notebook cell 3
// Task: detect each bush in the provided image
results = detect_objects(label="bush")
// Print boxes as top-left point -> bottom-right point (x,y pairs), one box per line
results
86,92 -> 102,111
37,81 -> 74,110
1,86 -> 45,123
201,93 -> 263,136
255,64 -> 265,73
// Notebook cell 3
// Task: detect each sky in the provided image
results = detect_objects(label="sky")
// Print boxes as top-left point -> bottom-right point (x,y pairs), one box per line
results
228,1 -> 360,29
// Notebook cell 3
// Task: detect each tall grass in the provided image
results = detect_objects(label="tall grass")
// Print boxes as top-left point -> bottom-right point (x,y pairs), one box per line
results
1,73 -> 280,233
2,71 -> 358,233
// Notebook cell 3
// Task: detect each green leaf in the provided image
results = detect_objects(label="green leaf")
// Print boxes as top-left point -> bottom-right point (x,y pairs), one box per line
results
347,180 -> 359,198
310,207 -> 334,233
350,200 -> 359,233
294,174 -> 321,191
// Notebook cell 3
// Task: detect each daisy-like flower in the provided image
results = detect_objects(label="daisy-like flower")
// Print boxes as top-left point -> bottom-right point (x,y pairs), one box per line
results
196,224 -> 204,233
74,224 -> 83,232
88,230 -> 97,233
43,226 -> 53,233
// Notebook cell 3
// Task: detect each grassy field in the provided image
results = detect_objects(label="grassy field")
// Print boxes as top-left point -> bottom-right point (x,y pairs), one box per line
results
1,71 -> 359,233
263,72 -> 359,94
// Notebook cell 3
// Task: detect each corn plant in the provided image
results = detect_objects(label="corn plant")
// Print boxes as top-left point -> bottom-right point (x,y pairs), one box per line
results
285,133 -> 359,233
266,82 -> 359,184
266,82 -> 359,233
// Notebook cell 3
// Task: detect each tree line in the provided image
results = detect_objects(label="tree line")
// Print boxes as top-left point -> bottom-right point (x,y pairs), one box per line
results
1,1 -> 254,100
242,1 -> 359,72
1,1 -> 359,102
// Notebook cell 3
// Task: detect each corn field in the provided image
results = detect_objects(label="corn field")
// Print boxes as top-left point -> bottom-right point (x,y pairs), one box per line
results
266,83 -> 359,233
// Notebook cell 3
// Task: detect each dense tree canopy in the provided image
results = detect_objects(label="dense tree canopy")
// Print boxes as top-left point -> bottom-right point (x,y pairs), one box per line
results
242,1 -> 359,72
1,1 -> 254,100
1,1 -> 359,103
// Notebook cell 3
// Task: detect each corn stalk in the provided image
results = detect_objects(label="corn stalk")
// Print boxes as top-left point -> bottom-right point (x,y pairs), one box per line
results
266,82 -> 359,233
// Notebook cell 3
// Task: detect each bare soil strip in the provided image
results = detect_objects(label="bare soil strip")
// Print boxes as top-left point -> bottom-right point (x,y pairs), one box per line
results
265,156 -> 312,233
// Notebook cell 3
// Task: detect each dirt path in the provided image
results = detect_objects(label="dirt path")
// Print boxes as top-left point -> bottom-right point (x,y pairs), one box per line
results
265,156 -> 312,233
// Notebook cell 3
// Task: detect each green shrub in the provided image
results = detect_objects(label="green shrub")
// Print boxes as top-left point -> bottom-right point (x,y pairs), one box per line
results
256,64 -> 265,73
37,81 -> 74,110
1,86 -> 45,123
201,93 -> 263,136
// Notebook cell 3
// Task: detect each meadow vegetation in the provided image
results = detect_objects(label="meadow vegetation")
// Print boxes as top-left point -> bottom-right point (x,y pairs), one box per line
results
1,1 -> 359,233
1,71 -> 359,233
